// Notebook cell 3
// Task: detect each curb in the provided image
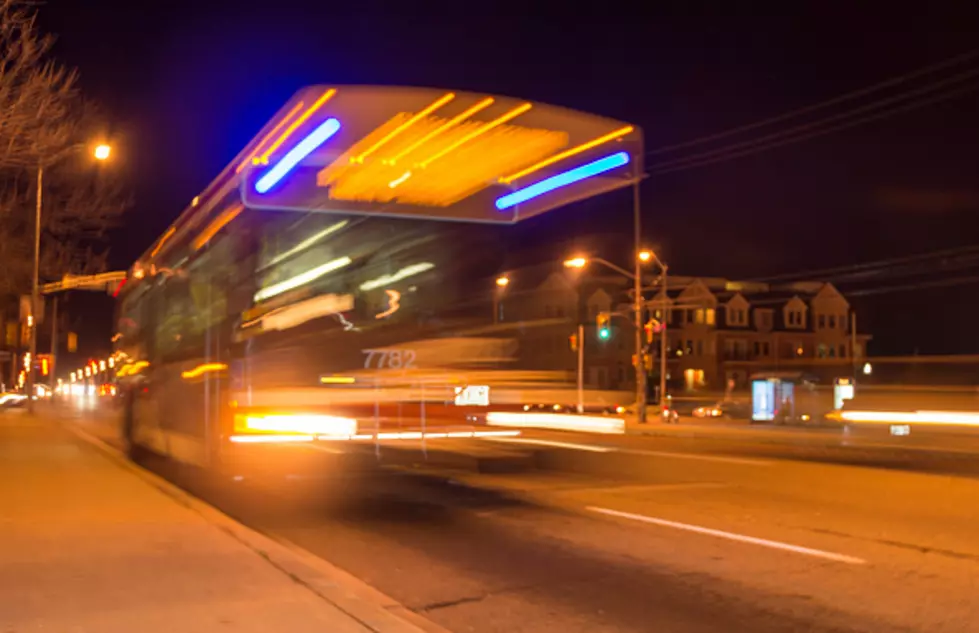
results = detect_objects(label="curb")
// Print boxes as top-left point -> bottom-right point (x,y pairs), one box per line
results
64,422 -> 451,633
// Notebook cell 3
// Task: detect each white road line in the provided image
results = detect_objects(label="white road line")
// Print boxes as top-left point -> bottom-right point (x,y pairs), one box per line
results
623,448 -> 770,466
482,437 -> 613,453
587,506 -> 866,565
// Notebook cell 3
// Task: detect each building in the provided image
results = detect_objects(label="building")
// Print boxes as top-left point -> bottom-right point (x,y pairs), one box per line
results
657,276 -> 871,393
490,266 -> 871,395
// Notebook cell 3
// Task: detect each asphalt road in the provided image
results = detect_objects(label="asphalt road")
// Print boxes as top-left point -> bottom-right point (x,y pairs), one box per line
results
84,420 -> 978,633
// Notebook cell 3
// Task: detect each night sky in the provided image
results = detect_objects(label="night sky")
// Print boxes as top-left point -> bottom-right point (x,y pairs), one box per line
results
38,1 -> 979,357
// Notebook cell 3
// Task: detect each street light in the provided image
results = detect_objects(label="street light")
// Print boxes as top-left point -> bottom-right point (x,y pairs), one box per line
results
563,251 -> 664,423
27,142 -> 112,412
493,275 -> 510,323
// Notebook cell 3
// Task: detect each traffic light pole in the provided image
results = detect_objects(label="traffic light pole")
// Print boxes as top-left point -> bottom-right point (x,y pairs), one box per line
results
659,265 -> 668,411
633,177 -> 646,424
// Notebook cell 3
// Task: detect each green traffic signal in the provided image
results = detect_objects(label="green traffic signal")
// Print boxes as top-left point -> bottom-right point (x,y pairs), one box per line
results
598,327 -> 610,340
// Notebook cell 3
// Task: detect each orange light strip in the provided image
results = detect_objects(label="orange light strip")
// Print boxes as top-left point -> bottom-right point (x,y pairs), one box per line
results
150,227 -> 176,258
352,92 -> 456,163
259,88 -> 337,162
181,362 -> 228,380
499,125 -> 635,184
235,101 -> 305,173
387,97 -> 495,164
418,102 -> 532,169
192,204 -> 244,250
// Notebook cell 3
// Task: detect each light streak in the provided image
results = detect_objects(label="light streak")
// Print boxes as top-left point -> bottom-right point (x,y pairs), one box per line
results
261,221 -> 348,270
495,151 -> 630,210
181,363 -> 228,380
235,101 -> 306,172
254,256 -> 352,302
375,289 -> 401,319
256,118 -> 342,193
150,227 -> 176,258
352,92 -> 456,163
359,262 -> 434,291
386,97 -> 495,164
258,89 -> 336,163
500,125 -> 634,184
192,204 -> 244,250
485,411 -> 625,434
417,102 -> 532,168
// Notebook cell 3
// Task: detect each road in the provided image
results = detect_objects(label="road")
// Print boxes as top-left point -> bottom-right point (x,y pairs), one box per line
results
71,410 -> 979,632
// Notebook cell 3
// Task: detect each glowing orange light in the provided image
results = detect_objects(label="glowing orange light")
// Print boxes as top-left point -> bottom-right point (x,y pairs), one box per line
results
259,89 -> 336,162
496,275 -> 510,287
192,204 -> 244,250
352,92 -> 456,163
181,362 -> 228,380
564,257 -> 587,269
375,289 -> 401,319
500,125 -> 634,184
638,250 -> 653,263
319,376 -> 357,384
150,227 -> 176,258
387,97 -> 496,164
418,102 -> 532,168
235,101 -> 305,173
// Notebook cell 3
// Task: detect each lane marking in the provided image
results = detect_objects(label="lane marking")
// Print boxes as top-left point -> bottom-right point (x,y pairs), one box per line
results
623,448 -> 770,466
482,437 -> 612,453
587,506 -> 866,565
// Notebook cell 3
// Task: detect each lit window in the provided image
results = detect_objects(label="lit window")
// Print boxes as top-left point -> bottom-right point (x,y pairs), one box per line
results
706,308 -> 715,325
695,309 -> 704,324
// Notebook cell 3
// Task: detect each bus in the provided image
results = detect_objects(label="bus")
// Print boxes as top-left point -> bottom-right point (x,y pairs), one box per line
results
115,85 -> 641,472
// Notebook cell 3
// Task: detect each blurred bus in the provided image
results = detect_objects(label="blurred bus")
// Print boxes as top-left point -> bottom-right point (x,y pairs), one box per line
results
114,85 -> 641,471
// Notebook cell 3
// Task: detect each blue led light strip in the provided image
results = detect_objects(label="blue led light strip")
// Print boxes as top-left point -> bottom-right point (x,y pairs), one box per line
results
495,151 -> 631,211
255,118 -> 342,194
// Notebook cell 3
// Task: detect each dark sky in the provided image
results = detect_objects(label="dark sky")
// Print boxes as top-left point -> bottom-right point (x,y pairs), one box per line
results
38,1 -> 979,356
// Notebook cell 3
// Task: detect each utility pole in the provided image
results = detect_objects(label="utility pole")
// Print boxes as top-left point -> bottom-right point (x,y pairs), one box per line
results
633,175 -> 646,424
659,265 -> 668,412
27,164 -> 43,412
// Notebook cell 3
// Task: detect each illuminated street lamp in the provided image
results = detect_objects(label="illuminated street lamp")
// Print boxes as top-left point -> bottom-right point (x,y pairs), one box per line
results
638,250 -> 653,263
493,274 -> 510,323
563,257 -> 587,269
27,141 -> 113,412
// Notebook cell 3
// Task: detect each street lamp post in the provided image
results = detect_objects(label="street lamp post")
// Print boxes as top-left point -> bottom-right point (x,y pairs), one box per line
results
565,251 -> 654,423
493,275 -> 509,323
26,144 -> 111,412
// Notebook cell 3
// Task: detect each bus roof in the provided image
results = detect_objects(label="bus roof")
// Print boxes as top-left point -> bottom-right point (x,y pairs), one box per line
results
137,85 -> 642,269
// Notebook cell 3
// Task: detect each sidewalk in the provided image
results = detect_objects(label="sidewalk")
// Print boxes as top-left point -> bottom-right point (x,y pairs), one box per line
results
0,409 -> 439,633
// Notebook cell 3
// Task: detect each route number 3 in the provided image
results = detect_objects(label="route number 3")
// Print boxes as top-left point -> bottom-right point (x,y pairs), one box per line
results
363,349 -> 416,369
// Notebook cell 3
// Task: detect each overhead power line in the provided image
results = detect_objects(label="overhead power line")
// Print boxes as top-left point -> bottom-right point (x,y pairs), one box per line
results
751,243 -> 979,284
649,79 -> 979,175
648,47 -> 979,157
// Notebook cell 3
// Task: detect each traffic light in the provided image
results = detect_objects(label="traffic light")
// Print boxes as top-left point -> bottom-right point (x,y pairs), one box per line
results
569,333 -> 578,351
643,319 -> 664,343
67,332 -> 78,353
40,357 -> 49,376
596,312 -> 611,340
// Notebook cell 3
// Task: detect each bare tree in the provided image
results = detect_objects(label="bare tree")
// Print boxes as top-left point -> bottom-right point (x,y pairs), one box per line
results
0,0 -> 128,298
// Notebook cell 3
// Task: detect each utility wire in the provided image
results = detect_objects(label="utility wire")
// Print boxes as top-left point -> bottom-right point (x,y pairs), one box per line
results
647,48 -> 979,157
649,81 -> 979,175
650,66 -> 979,171
752,243 -> 979,283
